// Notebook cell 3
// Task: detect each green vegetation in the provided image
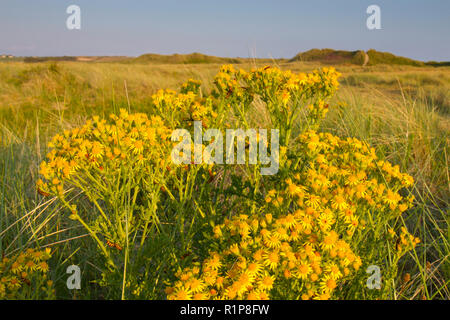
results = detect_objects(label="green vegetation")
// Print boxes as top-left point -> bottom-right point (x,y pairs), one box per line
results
289,48 -> 449,67
0,58 -> 448,299
15,49 -> 449,67
289,48 -> 366,65
366,49 -> 425,67
127,52 -> 243,64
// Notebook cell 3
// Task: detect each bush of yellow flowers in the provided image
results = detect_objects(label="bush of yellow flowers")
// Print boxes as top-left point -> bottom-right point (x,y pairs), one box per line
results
37,65 -> 419,299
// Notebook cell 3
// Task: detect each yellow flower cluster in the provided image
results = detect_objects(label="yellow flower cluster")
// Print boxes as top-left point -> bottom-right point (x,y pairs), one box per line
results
167,211 -> 360,300
34,64 -> 419,299
37,109 -> 173,198
166,129 -> 419,300
245,65 -> 340,99
0,248 -> 53,299
214,65 -> 340,108
396,227 -> 421,253
214,65 -> 251,104
180,78 -> 202,95
213,65 -> 341,145
152,86 -> 217,129
282,130 -> 416,222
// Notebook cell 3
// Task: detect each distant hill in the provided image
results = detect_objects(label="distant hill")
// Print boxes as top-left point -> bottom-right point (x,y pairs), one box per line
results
22,56 -> 128,63
365,49 -> 424,67
23,56 -> 77,63
17,49 -> 449,67
289,48 -> 448,67
20,53 -> 273,64
425,61 -> 450,67
289,49 -> 367,65
128,52 -> 244,64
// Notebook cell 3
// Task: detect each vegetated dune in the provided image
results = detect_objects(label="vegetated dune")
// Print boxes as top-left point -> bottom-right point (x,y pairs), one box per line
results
125,52 -> 286,65
15,49 -> 449,67
19,52 -> 281,64
128,52 -> 243,64
289,48 -> 449,67
365,49 -> 425,66
125,49 -> 449,67
289,48 -> 367,65
21,56 -> 129,63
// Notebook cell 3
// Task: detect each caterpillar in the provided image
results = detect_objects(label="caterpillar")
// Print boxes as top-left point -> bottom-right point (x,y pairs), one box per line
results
106,240 -> 122,251
37,188 -> 50,197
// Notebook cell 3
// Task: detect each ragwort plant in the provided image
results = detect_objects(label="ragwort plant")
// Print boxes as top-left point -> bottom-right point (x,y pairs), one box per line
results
167,65 -> 419,300
37,65 -> 419,300
36,81 -> 221,298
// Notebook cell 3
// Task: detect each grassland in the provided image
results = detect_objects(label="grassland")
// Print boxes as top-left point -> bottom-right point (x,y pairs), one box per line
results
0,58 -> 448,299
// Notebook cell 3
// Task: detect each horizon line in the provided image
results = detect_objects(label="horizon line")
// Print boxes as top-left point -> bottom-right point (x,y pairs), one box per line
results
1,49 -> 449,63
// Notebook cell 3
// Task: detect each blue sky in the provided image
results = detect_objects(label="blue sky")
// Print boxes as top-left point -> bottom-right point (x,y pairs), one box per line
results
0,0 -> 449,61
